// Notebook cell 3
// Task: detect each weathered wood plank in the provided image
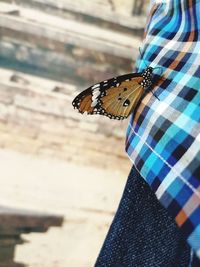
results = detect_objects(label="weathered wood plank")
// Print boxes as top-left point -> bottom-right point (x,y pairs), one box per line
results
0,10 -> 141,60
0,40 -> 132,86
1,0 -> 146,31
0,5 -> 142,85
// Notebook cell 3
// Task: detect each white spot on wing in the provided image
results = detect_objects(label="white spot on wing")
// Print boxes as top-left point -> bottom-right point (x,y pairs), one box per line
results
91,99 -> 98,107
92,90 -> 100,98
92,89 -> 101,103
92,84 -> 100,89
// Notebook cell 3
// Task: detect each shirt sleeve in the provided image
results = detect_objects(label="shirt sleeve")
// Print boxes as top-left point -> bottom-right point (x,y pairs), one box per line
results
126,0 -> 200,258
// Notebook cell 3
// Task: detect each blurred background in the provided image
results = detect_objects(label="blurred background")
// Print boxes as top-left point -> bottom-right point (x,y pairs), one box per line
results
0,0 -> 148,266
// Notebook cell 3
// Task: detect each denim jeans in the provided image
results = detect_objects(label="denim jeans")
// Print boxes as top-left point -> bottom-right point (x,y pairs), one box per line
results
95,166 -> 200,267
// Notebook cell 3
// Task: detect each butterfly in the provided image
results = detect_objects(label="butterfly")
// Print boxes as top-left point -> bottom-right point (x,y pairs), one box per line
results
72,66 -> 158,120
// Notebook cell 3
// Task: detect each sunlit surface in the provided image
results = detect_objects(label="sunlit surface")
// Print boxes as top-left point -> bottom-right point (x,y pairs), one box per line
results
0,149 -> 128,267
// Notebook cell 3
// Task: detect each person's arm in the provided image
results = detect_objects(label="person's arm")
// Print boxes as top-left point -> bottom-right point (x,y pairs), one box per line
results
126,0 -> 200,260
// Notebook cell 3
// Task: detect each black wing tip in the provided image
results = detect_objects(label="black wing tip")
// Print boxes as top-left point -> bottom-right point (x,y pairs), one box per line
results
72,98 -> 79,110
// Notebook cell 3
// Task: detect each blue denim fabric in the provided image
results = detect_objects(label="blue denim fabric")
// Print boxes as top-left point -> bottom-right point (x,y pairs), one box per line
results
95,166 -> 200,267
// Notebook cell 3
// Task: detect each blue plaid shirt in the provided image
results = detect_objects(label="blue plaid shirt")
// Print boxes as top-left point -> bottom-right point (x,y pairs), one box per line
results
126,0 -> 200,258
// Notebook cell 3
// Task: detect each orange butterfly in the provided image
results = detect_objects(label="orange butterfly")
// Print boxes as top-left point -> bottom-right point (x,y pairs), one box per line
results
72,67 -> 158,120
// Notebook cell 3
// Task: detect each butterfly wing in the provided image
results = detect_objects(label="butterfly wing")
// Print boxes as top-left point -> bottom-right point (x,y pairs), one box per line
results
72,73 -> 145,120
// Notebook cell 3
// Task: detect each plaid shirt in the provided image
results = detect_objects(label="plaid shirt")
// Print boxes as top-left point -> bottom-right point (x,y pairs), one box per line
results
126,0 -> 200,258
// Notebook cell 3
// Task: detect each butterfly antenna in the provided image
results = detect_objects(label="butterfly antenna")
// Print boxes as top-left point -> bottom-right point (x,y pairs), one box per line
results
139,47 -> 149,68
139,47 -> 143,58
150,89 -> 160,101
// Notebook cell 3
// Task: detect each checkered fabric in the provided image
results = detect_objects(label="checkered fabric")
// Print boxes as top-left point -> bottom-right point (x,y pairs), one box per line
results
126,0 -> 200,259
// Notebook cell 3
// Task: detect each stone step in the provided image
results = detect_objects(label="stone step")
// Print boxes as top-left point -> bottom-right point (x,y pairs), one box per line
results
0,205 -> 63,267
0,67 -> 76,95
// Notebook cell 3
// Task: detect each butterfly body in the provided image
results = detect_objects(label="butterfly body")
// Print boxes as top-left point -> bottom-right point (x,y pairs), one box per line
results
72,67 -> 154,120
